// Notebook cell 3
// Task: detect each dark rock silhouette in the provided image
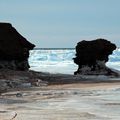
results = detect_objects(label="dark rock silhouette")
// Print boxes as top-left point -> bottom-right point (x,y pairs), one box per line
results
73,38 -> 117,75
0,23 -> 35,70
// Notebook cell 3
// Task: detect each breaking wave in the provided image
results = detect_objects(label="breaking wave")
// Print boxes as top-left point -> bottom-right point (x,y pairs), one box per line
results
28,48 -> 120,74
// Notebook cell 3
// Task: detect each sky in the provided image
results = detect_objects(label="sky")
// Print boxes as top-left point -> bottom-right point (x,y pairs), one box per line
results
0,0 -> 120,48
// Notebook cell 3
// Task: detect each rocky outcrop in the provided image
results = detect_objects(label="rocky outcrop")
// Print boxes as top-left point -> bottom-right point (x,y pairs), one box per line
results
0,69 -> 48,93
73,38 -> 117,75
0,23 -> 35,70
0,69 -> 120,94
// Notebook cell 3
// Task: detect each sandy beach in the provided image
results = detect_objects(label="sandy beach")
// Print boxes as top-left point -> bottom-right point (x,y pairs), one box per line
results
1,81 -> 120,120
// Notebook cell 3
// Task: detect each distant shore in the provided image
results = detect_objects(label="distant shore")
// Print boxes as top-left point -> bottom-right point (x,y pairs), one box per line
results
33,48 -> 75,50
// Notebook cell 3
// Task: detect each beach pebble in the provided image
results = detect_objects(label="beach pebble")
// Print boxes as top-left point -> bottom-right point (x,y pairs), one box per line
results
16,93 -> 23,97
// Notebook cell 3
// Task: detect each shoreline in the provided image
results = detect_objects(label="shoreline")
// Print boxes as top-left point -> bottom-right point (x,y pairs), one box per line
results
0,69 -> 120,94
1,69 -> 120,120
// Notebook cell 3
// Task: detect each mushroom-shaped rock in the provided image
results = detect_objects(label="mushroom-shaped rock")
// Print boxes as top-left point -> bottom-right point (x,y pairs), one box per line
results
0,23 -> 35,70
73,38 -> 116,75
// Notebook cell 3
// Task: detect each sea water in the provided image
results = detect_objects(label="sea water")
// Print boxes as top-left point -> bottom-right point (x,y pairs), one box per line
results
29,48 -> 120,74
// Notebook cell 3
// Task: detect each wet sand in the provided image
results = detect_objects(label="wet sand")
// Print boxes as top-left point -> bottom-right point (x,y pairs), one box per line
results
1,82 -> 120,120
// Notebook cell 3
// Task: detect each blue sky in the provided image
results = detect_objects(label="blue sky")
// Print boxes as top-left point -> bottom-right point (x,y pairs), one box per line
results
0,0 -> 120,48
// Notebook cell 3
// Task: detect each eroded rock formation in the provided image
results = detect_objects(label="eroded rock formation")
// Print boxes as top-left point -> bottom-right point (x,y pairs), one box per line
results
73,38 -> 116,75
0,23 -> 35,70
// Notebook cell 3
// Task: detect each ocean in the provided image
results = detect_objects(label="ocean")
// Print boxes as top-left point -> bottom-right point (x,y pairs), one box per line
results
29,48 -> 120,74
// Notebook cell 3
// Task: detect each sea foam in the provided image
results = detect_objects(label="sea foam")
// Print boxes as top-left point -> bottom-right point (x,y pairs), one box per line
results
29,48 -> 120,74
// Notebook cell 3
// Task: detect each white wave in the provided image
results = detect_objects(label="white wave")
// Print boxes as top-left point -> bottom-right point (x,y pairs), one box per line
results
106,61 -> 120,71
29,49 -> 75,62
29,49 -> 120,74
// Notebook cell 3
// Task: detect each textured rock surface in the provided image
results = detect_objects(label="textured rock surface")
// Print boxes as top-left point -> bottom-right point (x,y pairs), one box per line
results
0,69 -> 120,94
1,83 -> 120,120
73,39 -> 116,75
0,69 -> 48,93
0,23 -> 35,70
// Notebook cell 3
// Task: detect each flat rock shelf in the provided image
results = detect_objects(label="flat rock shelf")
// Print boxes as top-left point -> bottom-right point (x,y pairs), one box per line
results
1,83 -> 120,120
0,110 -> 17,120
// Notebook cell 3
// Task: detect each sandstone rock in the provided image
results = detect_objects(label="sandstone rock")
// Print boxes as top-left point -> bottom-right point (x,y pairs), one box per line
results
0,23 -> 35,70
73,38 -> 116,75
0,80 -> 9,92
